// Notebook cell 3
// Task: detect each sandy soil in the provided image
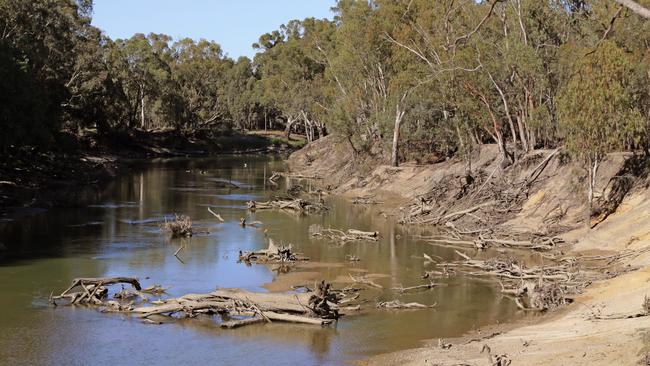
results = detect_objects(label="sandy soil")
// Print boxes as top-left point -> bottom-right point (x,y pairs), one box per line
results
361,193 -> 650,365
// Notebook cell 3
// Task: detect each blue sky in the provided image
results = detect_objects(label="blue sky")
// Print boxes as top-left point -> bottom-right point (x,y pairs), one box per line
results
92,0 -> 334,59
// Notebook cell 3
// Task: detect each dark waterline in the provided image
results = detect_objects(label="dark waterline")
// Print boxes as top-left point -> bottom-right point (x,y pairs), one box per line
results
0,155 -> 520,365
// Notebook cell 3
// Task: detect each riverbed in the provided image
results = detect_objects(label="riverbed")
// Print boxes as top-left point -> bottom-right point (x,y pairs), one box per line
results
0,155 -> 520,365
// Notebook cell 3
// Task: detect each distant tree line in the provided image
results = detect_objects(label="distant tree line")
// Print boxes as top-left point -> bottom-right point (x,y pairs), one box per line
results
1,0 -> 649,179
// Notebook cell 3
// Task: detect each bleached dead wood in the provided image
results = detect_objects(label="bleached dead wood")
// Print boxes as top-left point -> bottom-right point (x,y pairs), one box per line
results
51,277 -> 141,306
239,239 -> 309,264
376,300 -> 435,309
220,317 -> 265,328
391,282 -> 441,293
52,277 -> 344,328
207,207 -> 225,222
248,198 -> 328,212
311,225 -> 380,243
349,274 -> 383,289
272,171 -> 323,180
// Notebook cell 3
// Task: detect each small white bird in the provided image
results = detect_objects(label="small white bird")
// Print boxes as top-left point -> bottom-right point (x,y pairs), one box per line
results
244,163 -> 247,168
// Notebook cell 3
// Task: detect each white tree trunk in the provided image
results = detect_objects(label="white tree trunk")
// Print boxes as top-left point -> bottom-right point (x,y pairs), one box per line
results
391,105 -> 406,167
140,86 -> 146,130
588,154 -> 600,222
285,116 -> 295,140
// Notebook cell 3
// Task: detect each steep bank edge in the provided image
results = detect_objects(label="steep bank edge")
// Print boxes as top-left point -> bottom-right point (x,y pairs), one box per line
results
288,136 -> 650,365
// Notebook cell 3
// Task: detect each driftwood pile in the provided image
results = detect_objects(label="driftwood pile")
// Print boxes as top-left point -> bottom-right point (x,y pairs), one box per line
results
238,239 -> 309,264
309,225 -> 379,244
247,197 -> 328,213
352,195 -> 383,205
429,250 -> 590,311
269,171 -> 323,182
50,277 -> 143,306
51,277 -> 343,328
161,214 -> 193,238
399,150 -> 565,251
419,231 -> 564,251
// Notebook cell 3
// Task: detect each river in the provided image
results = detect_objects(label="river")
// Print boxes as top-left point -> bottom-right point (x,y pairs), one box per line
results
0,155 -> 520,365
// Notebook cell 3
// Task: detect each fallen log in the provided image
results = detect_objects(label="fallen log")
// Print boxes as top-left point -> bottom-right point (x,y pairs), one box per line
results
391,282 -> 441,293
439,251 -> 583,311
220,317 -> 265,329
52,276 -> 344,329
349,274 -> 383,289
248,198 -> 328,213
310,225 -> 380,243
272,171 -> 323,180
51,277 -> 141,306
207,207 -> 225,222
141,285 -> 168,294
376,300 -> 435,309
239,239 -> 309,264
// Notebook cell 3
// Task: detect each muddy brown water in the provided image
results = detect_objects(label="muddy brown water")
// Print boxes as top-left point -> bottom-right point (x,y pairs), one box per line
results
0,156 -> 521,365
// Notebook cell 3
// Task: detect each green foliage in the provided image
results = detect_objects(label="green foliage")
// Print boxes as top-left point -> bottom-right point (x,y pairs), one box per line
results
557,41 -> 646,158
1,0 -> 649,170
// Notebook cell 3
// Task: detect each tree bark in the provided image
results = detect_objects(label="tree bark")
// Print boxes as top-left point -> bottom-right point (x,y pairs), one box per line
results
301,110 -> 313,143
140,85 -> 146,130
391,103 -> 406,167
488,71 -> 518,147
588,154 -> 601,221
285,116 -> 295,140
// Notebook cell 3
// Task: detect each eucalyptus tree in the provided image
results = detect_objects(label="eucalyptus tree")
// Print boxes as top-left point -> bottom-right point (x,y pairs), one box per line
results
557,41 -> 646,212
254,18 -> 330,140
0,0 -> 115,145
171,38 -> 233,130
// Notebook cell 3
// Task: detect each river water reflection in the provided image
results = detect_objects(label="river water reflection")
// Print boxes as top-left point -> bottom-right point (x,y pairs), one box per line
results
0,155 -> 519,365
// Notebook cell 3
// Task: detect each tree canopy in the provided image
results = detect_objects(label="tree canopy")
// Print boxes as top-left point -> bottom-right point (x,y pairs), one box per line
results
1,0 -> 649,172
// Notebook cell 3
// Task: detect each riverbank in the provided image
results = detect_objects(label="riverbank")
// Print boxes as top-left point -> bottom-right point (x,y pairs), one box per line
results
286,135 -> 650,365
0,129 -> 305,219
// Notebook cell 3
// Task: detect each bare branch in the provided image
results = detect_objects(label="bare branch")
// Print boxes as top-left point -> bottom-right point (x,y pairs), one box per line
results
453,0 -> 505,47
